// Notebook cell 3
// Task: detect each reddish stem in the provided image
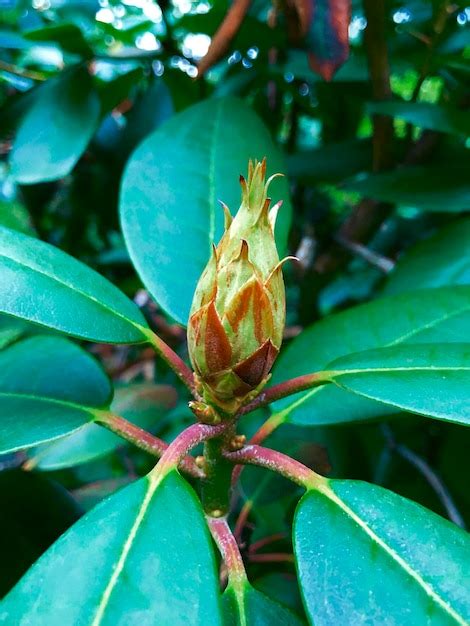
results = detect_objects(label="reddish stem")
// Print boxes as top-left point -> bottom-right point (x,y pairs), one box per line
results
231,411 -> 286,487
207,516 -> 246,584
225,444 -> 326,489
144,328 -> 195,393
156,421 -> 230,476
238,372 -> 329,416
249,552 -> 294,564
249,532 -> 286,554
96,412 -> 204,479
234,499 -> 254,542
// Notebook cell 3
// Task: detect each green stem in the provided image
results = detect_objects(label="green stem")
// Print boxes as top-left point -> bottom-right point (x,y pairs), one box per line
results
201,424 -> 236,516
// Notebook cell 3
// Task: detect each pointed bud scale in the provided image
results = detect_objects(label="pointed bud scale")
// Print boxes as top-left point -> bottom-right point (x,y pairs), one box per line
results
187,158 -> 287,413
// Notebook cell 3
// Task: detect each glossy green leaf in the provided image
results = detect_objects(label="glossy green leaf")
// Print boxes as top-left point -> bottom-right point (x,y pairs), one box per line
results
0,317 -> 28,350
0,471 -> 223,625
28,383 -> 177,470
0,335 -> 112,453
294,480 -> 470,625
367,101 -> 470,136
10,66 -> 100,184
120,96 -> 292,325
326,343 -> 470,425
384,218 -> 470,295
119,78 -> 173,159
344,164 -> 470,212
0,226 -> 149,343
273,286 -> 470,425
223,582 -> 305,626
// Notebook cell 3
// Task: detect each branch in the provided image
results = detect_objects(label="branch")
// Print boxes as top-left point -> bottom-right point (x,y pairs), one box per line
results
381,425 -> 465,529
410,1 -> 454,103
248,552 -> 294,564
197,0 -> 252,77
313,0 -> 393,276
362,0 -> 394,171
224,444 -> 326,490
239,372 -> 330,416
0,60 -> 47,81
96,412 -> 204,479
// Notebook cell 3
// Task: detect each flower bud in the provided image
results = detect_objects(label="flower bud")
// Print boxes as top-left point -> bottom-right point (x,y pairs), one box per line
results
187,158 -> 288,413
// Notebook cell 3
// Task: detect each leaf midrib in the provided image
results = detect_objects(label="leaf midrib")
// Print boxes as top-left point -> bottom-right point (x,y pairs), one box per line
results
90,475 -> 157,625
0,390 -> 107,414
279,299 -> 470,417
315,484 -> 468,625
0,251 -> 147,340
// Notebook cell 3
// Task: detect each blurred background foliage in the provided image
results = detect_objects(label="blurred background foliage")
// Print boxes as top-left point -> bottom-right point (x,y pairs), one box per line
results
0,0 -> 469,610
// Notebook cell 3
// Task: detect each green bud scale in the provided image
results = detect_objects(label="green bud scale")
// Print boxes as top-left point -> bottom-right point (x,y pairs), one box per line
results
187,159 -> 289,414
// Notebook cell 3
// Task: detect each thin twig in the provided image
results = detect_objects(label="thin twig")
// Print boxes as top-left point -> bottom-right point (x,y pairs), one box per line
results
335,235 -> 395,273
248,552 -> 294,563
234,499 -> 254,542
197,0 -> 252,77
381,424 -> 465,529
0,60 -> 47,81
313,0 -> 393,276
249,532 -> 286,554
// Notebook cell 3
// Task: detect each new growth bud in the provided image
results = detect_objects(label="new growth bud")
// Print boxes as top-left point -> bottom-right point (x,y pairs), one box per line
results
188,158 -> 288,413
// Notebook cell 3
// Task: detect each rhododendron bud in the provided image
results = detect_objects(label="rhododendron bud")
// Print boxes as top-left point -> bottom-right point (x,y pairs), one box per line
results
187,158 -> 288,413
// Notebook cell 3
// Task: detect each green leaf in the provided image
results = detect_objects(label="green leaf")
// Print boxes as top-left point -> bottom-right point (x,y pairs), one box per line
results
384,218 -> 470,295
287,139 -> 372,184
367,101 -> 470,135
0,471 -> 223,625
24,23 -> 93,58
223,582 -> 305,626
294,480 -> 470,625
120,96 -> 292,325
0,226 -> 149,343
367,101 -> 470,136
27,383 -> 177,470
0,199 -> 35,235
273,286 -> 470,425
119,78 -> 173,159
326,343 -> 470,425
0,316 -> 29,350
0,335 -> 112,453
10,66 -> 100,184
344,164 -> 470,212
